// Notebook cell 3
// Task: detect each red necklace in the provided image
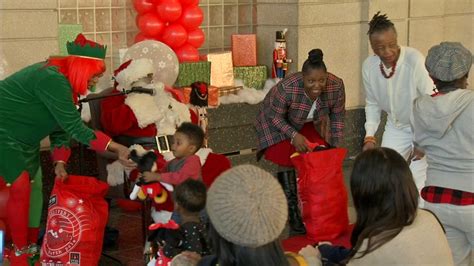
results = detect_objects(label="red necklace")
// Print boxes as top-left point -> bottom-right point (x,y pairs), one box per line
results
379,62 -> 396,79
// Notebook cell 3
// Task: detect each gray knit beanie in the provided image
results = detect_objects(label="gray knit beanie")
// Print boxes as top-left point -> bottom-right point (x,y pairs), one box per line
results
425,42 -> 472,82
206,165 -> 288,248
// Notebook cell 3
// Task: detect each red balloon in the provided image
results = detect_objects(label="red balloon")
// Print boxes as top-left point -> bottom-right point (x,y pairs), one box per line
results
137,13 -> 165,37
178,5 -> 203,30
180,0 -> 199,6
134,32 -> 152,43
157,0 -> 182,23
161,24 -> 188,49
176,43 -> 199,62
133,0 -> 155,14
187,28 -> 205,48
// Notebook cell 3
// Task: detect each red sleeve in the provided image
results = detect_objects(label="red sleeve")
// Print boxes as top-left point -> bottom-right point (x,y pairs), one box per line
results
100,91 -> 138,136
160,155 -> 201,185
190,109 -> 199,125
89,130 -> 112,152
51,146 -> 72,163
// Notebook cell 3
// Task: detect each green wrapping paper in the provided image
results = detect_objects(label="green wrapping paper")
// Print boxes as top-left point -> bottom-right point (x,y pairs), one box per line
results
58,24 -> 83,56
233,65 -> 268,90
175,61 -> 211,87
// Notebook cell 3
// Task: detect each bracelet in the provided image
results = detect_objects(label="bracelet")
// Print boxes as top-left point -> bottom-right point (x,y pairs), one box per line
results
363,136 -> 376,145
53,160 -> 66,167
285,252 -> 309,266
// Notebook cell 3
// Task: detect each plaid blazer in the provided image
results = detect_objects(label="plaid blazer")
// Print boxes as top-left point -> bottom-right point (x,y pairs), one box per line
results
255,72 -> 345,151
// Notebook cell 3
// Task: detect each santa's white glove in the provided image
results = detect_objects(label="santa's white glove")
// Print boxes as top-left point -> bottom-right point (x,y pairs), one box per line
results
299,245 -> 322,266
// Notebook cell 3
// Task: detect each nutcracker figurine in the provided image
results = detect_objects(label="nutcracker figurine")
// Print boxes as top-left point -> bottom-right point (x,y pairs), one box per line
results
272,29 -> 292,80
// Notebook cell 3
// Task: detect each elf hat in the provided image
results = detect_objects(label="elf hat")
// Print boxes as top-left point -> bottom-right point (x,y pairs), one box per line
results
67,33 -> 107,60
114,58 -> 155,91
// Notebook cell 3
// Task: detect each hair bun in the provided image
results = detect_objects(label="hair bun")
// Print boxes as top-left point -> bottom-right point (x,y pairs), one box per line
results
308,49 -> 324,63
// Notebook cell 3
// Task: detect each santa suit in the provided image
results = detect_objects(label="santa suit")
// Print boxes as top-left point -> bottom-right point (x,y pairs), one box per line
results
101,59 -> 191,221
101,59 -> 231,223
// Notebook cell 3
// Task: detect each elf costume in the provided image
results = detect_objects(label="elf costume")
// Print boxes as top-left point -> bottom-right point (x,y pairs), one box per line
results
0,34 -> 112,265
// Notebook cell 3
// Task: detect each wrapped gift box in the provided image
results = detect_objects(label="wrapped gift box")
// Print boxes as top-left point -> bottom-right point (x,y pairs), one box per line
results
218,86 -> 243,97
175,61 -> 211,87
207,52 -> 234,88
58,24 -> 83,56
233,65 -> 268,90
231,34 -> 257,67
181,86 -> 219,107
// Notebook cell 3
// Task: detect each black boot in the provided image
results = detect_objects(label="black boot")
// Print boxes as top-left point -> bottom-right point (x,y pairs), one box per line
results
277,170 -> 306,236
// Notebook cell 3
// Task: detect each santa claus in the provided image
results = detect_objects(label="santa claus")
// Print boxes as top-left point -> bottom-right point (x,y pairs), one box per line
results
101,58 -> 231,223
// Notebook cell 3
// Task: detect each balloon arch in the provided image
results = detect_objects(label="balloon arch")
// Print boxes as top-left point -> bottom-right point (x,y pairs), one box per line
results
133,0 -> 205,62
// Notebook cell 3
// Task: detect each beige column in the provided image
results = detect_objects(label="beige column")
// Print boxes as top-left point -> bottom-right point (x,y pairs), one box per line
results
0,0 -> 58,78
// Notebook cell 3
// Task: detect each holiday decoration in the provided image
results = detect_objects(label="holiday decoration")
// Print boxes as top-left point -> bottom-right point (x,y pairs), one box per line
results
233,65 -> 267,90
175,61 -> 211,87
272,29 -> 292,79
207,52 -> 234,87
41,176 -> 109,266
231,34 -> 257,67
181,85 -> 218,107
133,0 -> 205,62
123,40 -> 179,86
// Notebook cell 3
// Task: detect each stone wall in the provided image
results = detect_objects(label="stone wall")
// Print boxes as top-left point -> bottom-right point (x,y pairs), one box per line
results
0,0 -> 58,78
256,0 -> 474,109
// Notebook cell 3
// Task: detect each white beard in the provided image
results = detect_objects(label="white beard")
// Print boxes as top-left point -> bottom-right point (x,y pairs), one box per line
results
153,88 -> 191,135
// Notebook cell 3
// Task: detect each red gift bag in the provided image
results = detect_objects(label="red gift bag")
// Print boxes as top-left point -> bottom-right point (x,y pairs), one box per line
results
41,175 -> 109,266
291,148 -> 349,242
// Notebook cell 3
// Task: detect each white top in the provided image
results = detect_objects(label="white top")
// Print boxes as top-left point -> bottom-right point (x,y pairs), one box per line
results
306,100 -> 317,120
363,46 -> 433,137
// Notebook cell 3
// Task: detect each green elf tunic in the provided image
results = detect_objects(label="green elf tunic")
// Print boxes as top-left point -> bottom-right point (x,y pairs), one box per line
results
0,61 -> 110,226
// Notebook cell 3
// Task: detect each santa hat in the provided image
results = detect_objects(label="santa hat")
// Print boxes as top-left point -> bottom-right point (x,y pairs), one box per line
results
114,58 -> 155,91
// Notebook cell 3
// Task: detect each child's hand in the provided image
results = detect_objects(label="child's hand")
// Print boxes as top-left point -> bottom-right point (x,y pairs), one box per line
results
141,171 -> 160,183
299,245 -> 322,266
180,251 -> 202,264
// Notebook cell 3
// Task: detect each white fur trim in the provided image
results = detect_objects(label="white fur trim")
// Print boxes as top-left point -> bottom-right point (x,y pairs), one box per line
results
195,148 -> 212,165
80,102 -> 91,122
162,151 -> 175,162
125,93 -> 162,128
147,259 -> 156,266
162,148 -> 212,165
107,160 -> 126,186
115,58 -> 155,90
153,89 -> 191,135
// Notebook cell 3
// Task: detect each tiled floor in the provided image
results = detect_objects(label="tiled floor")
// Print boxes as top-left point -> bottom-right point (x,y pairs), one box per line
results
98,159 -> 356,266
100,202 -> 145,266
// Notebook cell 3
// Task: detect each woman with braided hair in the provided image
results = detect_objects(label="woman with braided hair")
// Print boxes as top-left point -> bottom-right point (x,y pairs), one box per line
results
361,12 -> 433,205
255,48 -> 346,236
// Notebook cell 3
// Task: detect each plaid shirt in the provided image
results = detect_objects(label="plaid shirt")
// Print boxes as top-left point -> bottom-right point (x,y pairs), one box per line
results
256,72 -> 345,151
421,186 -> 474,206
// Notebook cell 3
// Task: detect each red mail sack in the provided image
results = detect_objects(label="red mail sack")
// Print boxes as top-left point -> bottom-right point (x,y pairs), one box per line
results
41,175 -> 109,265
291,148 -> 349,242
